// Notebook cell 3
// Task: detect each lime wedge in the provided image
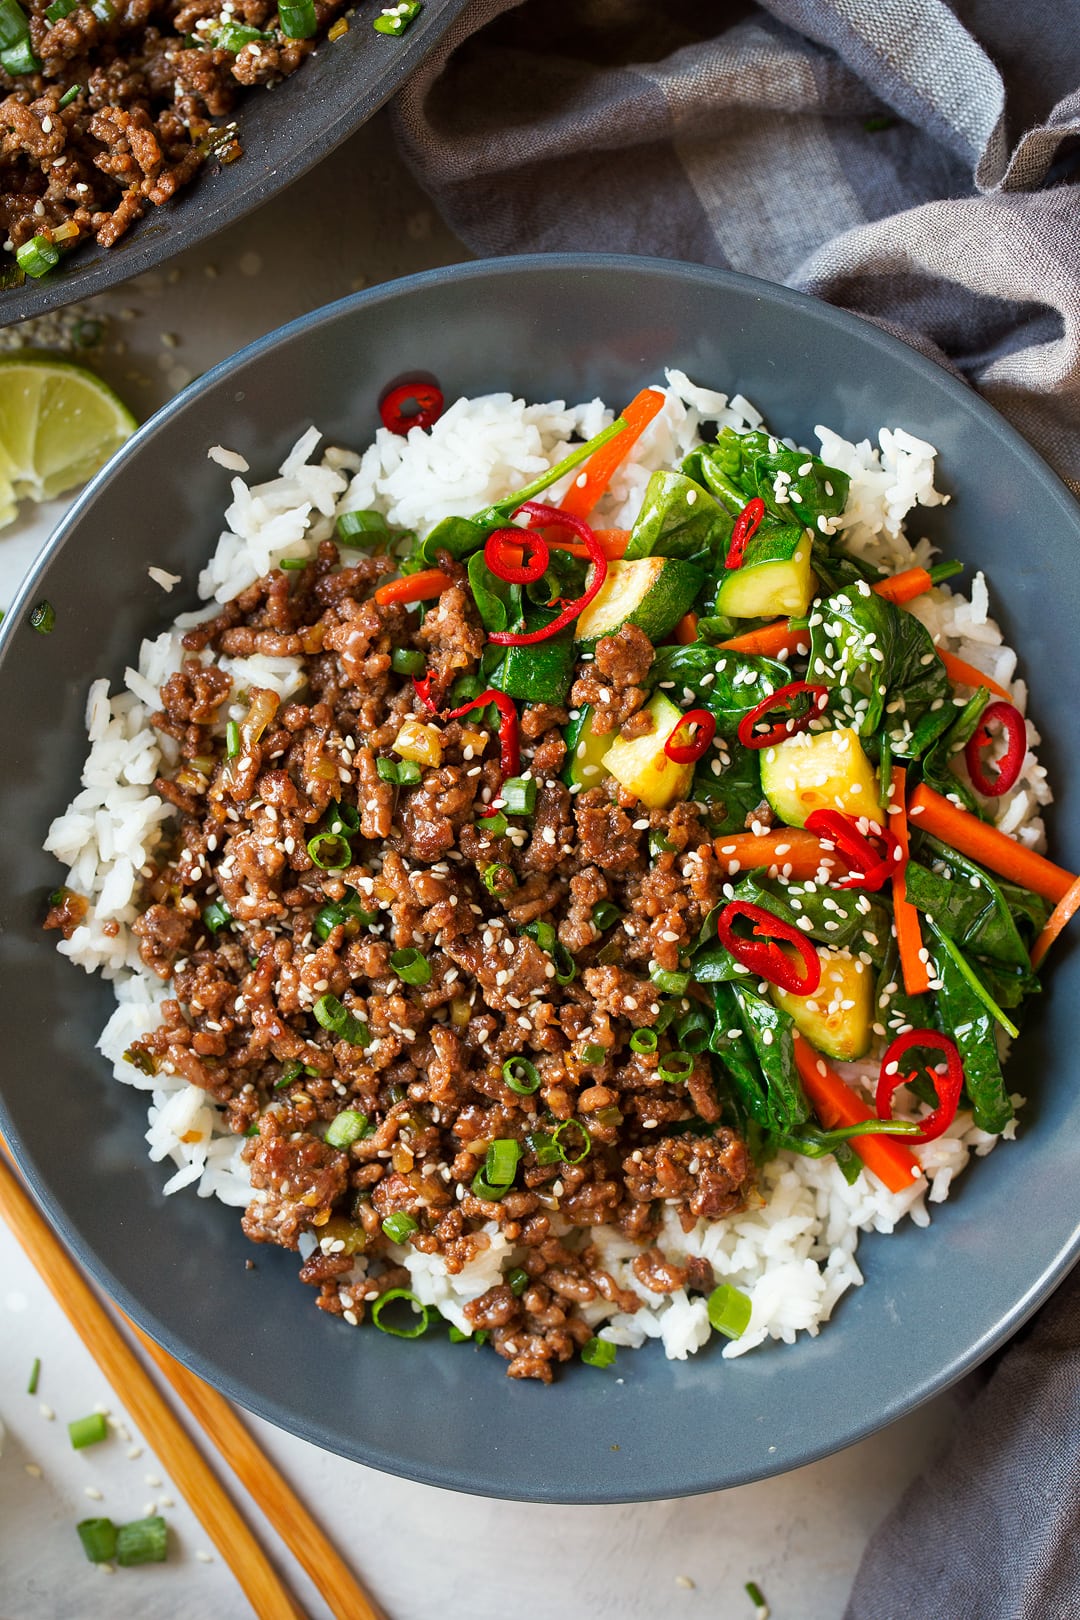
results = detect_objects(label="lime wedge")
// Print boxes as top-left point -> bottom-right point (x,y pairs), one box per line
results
0,351 -> 136,521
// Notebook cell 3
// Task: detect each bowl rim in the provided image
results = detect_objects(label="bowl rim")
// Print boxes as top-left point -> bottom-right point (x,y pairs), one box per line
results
4,252 -> 1080,1503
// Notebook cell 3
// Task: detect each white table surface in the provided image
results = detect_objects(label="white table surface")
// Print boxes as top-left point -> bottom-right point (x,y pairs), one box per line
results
0,110 -> 966,1620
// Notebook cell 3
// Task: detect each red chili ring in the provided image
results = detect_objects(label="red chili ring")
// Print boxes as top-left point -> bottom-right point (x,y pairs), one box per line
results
963,700 -> 1026,798
804,808 -> 906,893
726,497 -> 766,571
379,380 -> 445,436
664,708 -> 717,765
715,899 -> 822,997
484,527 -> 551,586
736,681 -> 830,750
487,503 -> 609,647
876,1029 -> 964,1144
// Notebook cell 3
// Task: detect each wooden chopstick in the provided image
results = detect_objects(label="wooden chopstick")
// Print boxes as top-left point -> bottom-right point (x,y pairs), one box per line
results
127,1317 -> 384,1620
0,1146 -> 382,1619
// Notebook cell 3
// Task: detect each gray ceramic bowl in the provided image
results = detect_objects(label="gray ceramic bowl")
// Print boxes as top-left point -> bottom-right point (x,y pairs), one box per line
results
2,257 -> 1078,1504
0,0 -> 470,327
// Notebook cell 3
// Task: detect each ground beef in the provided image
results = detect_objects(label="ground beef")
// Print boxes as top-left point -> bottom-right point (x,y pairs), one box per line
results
0,0 -> 346,274
101,534 -> 757,1383
570,622 -> 654,735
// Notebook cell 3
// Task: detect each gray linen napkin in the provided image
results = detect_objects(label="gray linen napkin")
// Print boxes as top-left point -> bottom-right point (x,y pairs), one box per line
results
392,0 -> 1080,494
391,4 -> 1080,1612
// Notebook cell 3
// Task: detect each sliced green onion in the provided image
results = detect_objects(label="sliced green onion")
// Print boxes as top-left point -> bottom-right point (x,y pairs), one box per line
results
115,1514 -> 168,1566
274,1059 -> 303,1090
338,509 -> 390,544
478,810 -> 507,838
674,1006 -> 712,1054
706,1283 -> 752,1340
202,900 -> 232,934
658,1050 -> 694,1083
68,1412 -> 108,1450
0,0 -> 30,42
376,758 -> 400,783
482,862 -> 515,895
325,1109 -> 369,1148
552,942 -> 577,985
381,1211 -> 418,1244
390,647 -> 426,676
372,1289 -> 430,1341
501,776 -> 536,815
344,895 -> 379,926
396,759 -> 421,785
57,83 -> 81,107
507,1266 -> 529,1296
213,19 -> 267,49
630,1028 -> 658,1054
76,1518 -> 117,1564
225,719 -> 241,757
594,1105 -> 623,1127
449,672 -> 483,705
503,1056 -> 540,1095
523,917 -> 556,952
471,1170 -> 509,1201
581,1336 -> 616,1369
651,967 -> 690,996
553,1118 -> 591,1164
390,947 -> 432,986
486,1137 -> 521,1186
279,555 -> 306,570
591,900 -> 623,931
448,1324 -> 472,1343
373,0 -> 421,34
579,1042 -> 606,1065
313,993 -> 371,1048
89,0 -> 113,19
1,37 -> 40,72
325,799 -> 360,835
43,0 -> 77,19
27,1356 -> 40,1394
371,1288 -> 431,1337
474,1328 -> 490,1345
29,598 -> 56,633
278,0 -> 316,36
649,829 -> 675,858
525,1128 -> 561,1166
313,900 -> 346,941
307,831 -> 351,870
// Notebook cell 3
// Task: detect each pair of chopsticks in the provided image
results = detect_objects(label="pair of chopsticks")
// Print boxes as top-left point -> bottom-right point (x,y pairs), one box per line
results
0,1145 -> 383,1620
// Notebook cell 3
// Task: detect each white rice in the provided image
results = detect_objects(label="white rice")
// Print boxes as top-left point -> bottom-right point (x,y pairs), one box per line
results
43,371 -> 1047,1363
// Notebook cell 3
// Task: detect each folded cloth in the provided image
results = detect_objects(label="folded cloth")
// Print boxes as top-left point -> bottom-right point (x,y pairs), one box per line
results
392,4 -> 1080,1612
392,0 -> 1080,492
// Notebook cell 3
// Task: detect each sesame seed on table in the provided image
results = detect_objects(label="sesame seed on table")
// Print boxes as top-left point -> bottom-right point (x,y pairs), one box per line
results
0,110 -> 970,1620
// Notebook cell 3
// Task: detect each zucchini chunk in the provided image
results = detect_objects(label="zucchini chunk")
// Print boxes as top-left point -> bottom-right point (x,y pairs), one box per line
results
563,705 -> 613,790
771,947 -> 873,1061
603,692 -> 695,809
575,557 -> 703,647
760,727 -> 879,828
715,531 -> 813,620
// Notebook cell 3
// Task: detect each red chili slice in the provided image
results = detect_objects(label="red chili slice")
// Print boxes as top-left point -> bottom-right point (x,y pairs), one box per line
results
379,380 -> 445,436
445,688 -> 520,780
664,708 -> 717,765
412,674 -> 438,713
483,527 -> 551,585
736,681 -> 830,750
804,808 -> 906,892
487,504 -> 608,646
963,700 -> 1026,798
876,1029 -> 964,1143
725,497 -> 766,570
716,900 -> 821,996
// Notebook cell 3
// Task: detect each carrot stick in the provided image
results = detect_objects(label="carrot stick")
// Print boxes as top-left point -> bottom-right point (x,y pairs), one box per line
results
675,612 -> 698,645
713,829 -> 847,882
559,387 -> 666,519
890,765 -> 932,996
937,649 -> 1012,701
873,565 -> 934,605
909,783 -> 1077,905
1030,873 -> 1080,968
373,567 -> 451,607
793,1034 -> 923,1195
718,620 -> 808,658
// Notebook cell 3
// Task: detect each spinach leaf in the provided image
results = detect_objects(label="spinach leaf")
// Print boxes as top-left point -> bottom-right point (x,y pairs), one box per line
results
709,982 -> 772,1129
876,939 -> 928,1044
745,445 -> 850,530
649,644 -> 789,738
417,514 -> 493,567
730,985 -> 809,1134
809,584 -> 952,758
929,937 -> 1014,1134
693,747 -> 763,834
906,834 -> 1042,975
753,875 -> 890,966
467,550 -> 519,634
809,537 -> 884,594
624,470 -> 733,562
921,687 -> 991,813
